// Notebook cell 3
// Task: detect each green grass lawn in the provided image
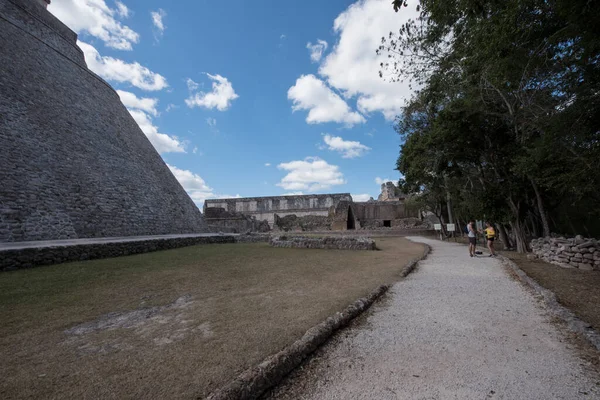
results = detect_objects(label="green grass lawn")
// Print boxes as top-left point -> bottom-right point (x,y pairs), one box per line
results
0,237 -> 426,399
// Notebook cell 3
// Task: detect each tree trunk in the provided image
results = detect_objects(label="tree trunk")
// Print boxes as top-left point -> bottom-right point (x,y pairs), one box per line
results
510,220 -> 529,253
529,176 -> 550,238
444,174 -> 454,227
498,223 -> 512,250
507,196 -> 529,253
529,213 -> 540,238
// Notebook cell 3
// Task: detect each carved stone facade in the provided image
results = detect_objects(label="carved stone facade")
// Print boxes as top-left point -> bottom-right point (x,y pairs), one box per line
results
204,194 -> 352,228
205,186 -> 420,232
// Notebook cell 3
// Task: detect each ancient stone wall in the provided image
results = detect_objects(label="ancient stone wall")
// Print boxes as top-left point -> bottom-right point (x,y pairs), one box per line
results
359,217 -> 430,230
273,214 -> 331,232
204,207 -> 270,233
204,194 -> 351,227
0,0 -> 207,242
377,182 -> 405,201
1,235 -> 236,271
530,235 -> 600,271
269,235 -> 376,251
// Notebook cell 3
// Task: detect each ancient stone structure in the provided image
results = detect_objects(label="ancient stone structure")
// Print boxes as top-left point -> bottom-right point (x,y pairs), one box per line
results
269,235 -> 376,251
0,0 -> 207,242
204,207 -> 270,233
273,214 -> 331,232
378,182 -> 406,201
204,194 -> 352,228
330,200 -> 360,231
530,235 -> 600,271
205,184 -> 421,232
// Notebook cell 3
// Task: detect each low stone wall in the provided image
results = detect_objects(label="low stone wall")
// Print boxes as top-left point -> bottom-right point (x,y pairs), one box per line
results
1,235 -> 236,271
234,233 -> 271,243
530,235 -> 600,271
269,235 -> 376,251
359,217 -> 431,230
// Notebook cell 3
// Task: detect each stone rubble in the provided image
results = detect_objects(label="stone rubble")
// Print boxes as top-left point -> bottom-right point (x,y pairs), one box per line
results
530,235 -> 600,271
269,236 -> 376,251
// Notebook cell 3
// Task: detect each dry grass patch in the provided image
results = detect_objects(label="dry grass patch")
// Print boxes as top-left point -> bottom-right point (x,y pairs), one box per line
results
0,237 -> 425,399
501,252 -> 600,332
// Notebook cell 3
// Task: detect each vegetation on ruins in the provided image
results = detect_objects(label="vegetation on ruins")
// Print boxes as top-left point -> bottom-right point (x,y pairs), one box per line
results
380,0 -> 600,252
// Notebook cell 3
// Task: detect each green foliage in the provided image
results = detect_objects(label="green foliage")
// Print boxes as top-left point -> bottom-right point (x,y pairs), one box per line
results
381,0 -> 600,248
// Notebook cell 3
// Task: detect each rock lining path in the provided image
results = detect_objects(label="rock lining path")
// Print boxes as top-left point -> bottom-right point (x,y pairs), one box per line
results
267,237 -> 600,399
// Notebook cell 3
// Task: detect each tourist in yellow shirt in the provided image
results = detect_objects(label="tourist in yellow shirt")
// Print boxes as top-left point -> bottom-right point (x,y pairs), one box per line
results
484,222 -> 497,257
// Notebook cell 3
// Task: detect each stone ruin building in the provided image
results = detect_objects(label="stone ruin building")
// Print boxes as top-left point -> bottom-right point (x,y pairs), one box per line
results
0,0 -> 207,242
378,181 -> 406,201
204,183 -> 424,233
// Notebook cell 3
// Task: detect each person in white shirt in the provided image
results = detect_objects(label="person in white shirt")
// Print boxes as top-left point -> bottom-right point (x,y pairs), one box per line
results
467,220 -> 478,257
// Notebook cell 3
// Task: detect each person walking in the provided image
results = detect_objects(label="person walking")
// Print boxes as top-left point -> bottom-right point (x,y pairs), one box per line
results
467,220 -> 477,257
484,222 -> 497,257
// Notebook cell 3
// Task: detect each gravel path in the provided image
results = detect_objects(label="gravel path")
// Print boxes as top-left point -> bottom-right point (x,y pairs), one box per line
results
266,237 -> 600,400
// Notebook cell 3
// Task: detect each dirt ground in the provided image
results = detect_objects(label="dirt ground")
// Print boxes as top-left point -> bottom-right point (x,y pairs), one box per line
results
501,252 -> 600,331
0,237 -> 425,400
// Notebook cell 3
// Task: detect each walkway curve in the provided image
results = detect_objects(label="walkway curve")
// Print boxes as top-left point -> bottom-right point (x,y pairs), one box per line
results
267,237 -> 599,400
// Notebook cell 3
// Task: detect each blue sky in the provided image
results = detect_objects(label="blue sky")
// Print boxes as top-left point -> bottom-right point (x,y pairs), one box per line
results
48,0 -> 419,207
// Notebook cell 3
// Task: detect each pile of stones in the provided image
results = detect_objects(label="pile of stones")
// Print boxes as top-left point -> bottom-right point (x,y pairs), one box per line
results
530,235 -> 599,271
269,235 -> 376,251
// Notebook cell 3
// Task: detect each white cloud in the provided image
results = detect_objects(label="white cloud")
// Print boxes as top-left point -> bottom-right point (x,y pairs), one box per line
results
352,193 -> 372,202
186,78 -> 199,91
283,192 -> 304,196
265,163 -> 271,167
185,73 -> 239,111
78,41 -> 168,91
127,109 -> 184,153
115,1 -> 129,18
277,157 -> 345,191
48,0 -> 138,50
167,164 -> 214,207
375,177 -> 391,185
165,103 -> 178,112
318,0 -> 420,120
288,74 -> 365,126
116,91 -> 181,154
206,117 -> 217,127
322,133 -> 370,158
168,164 -> 212,191
151,8 -> 167,38
193,146 -> 199,154
307,39 -> 328,63
117,90 -> 158,116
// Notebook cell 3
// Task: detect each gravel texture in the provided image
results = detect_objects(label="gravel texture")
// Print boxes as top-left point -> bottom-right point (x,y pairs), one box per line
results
266,237 -> 600,400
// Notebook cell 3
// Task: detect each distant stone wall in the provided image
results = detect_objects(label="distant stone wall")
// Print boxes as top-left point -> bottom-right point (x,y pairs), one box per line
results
0,0 -> 207,242
530,235 -> 600,271
269,235 -> 376,251
359,217 -> 430,230
204,207 -> 270,233
205,194 -> 352,227
274,214 -> 332,232
354,201 -> 417,221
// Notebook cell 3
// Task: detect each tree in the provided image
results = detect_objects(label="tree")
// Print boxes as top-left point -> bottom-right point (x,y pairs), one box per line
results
379,0 -> 600,251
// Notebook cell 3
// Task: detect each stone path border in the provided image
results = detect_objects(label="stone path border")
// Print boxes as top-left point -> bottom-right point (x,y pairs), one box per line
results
204,244 -> 431,400
499,254 -> 600,351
